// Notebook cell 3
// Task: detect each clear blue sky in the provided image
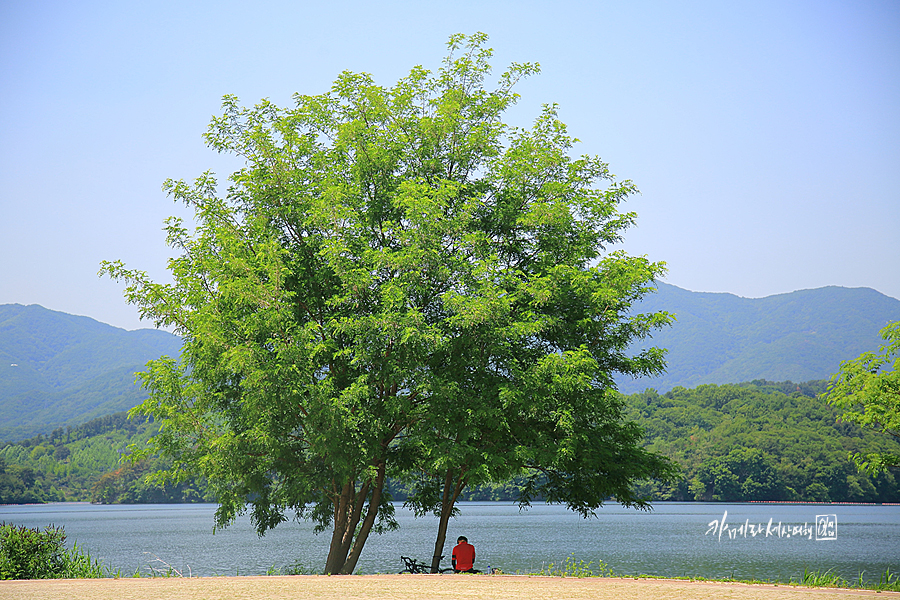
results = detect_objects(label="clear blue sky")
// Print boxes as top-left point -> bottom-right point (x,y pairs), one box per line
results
2,0 -> 898,331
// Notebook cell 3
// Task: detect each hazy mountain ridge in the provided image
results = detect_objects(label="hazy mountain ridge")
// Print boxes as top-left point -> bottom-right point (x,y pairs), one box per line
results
0,304 -> 181,442
620,283 -> 899,394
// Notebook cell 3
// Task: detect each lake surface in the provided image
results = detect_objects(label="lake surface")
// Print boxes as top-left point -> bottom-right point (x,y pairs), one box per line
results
1,502 -> 897,582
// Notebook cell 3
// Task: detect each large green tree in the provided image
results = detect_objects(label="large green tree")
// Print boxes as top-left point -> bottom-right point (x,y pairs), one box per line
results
824,321 -> 900,475
102,33 -> 676,574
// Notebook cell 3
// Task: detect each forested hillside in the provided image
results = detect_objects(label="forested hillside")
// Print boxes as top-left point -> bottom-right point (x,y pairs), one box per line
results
620,284 -> 899,394
3,381 -> 897,505
0,412 -> 207,503
0,304 -> 182,441
624,381 -> 900,503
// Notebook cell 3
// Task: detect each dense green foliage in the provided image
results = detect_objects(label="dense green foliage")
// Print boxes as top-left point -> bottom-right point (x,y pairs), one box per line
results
620,284 -> 900,394
0,304 -> 181,442
823,321 -> 900,475
0,523 -> 107,579
625,381 -> 900,502
0,459 -> 41,504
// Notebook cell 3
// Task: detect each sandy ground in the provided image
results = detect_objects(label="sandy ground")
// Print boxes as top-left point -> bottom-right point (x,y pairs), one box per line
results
1,574 -> 897,600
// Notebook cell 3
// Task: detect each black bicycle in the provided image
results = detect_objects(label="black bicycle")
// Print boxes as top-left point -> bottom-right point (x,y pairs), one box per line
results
398,555 -> 455,574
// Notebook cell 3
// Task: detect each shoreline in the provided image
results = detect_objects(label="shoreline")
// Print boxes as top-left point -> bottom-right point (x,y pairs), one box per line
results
1,574 -> 898,600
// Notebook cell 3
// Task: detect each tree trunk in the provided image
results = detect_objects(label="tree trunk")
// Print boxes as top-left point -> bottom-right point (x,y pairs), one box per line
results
324,481 -> 353,574
430,468 -> 466,573
337,479 -> 369,568
341,461 -> 386,574
322,465 -> 388,575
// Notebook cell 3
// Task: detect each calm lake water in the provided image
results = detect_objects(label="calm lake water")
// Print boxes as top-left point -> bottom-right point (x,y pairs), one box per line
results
1,502 -> 897,582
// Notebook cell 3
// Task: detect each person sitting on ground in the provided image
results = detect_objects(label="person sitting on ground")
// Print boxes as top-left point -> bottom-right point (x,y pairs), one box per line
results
452,535 -> 480,573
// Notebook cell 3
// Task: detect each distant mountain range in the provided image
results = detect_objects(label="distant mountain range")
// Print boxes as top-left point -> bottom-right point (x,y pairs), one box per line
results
2,284 -> 898,441
618,283 -> 899,394
0,304 -> 181,442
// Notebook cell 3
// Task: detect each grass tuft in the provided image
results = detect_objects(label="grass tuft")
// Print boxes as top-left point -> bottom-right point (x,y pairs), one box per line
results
533,554 -> 613,578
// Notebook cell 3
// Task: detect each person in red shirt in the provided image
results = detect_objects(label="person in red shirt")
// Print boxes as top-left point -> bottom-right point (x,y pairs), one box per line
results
452,535 -> 479,573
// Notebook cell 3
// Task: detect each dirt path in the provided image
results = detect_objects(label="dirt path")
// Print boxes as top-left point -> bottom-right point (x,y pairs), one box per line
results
1,574 -> 896,600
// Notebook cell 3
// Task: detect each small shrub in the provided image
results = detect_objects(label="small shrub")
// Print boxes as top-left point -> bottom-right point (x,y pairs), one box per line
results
0,523 -> 67,579
0,522 -> 108,579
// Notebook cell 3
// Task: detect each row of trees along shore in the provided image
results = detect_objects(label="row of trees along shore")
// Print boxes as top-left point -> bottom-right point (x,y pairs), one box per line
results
99,34 -> 679,575
4,378 -> 899,507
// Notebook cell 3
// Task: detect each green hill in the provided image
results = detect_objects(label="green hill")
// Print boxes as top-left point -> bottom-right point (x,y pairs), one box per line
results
620,284 -> 900,394
0,304 -> 182,442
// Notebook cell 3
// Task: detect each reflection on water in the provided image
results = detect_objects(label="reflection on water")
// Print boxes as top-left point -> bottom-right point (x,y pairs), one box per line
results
0,502 -> 897,581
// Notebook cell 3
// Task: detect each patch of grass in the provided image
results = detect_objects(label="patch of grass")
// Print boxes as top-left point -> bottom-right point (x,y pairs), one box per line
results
141,552 -> 191,577
266,561 -> 315,576
534,554 -> 614,578
63,541 -> 110,578
525,555 -> 899,593
787,567 -> 899,592
795,567 -> 848,588
877,567 -> 900,592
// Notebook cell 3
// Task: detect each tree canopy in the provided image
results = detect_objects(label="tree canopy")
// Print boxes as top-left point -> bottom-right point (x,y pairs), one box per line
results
101,33 -> 676,574
824,321 -> 900,475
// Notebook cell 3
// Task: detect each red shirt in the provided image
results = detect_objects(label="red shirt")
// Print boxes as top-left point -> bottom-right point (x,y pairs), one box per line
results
452,541 -> 475,571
